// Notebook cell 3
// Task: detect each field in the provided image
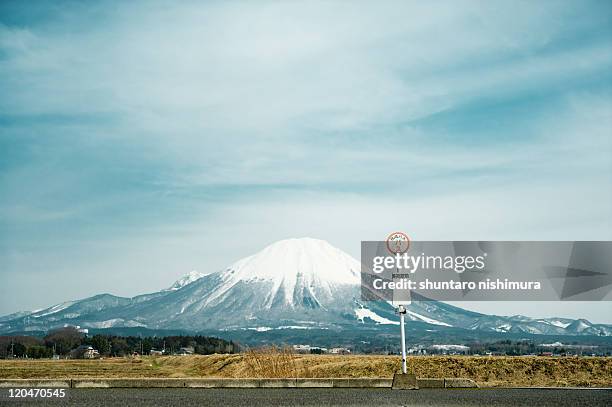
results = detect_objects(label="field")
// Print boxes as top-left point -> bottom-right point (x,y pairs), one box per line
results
1,354 -> 611,388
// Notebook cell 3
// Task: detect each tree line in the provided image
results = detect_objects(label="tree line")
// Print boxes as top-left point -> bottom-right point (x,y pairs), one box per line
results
0,327 -> 237,358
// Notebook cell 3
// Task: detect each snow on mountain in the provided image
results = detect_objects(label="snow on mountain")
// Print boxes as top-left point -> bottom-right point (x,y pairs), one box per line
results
566,319 -> 593,333
355,307 -> 398,325
126,238 -> 365,330
85,318 -> 146,329
166,270 -> 205,291
205,238 -> 360,309
547,320 -> 572,329
0,310 -> 32,323
31,301 -> 76,318
405,310 -> 452,327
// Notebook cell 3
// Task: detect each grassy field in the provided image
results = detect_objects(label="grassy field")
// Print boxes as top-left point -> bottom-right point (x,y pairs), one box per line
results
0,354 -> 610,388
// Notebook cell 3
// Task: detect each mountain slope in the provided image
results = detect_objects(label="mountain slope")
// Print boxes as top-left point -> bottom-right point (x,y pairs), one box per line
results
165,270 -> 205,291
1,238 -> 610,337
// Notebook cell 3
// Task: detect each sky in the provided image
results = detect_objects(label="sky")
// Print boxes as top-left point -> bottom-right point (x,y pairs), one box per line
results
1,0 -> 611,323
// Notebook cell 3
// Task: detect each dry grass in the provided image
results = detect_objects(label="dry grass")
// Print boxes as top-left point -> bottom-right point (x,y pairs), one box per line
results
242,346 -> 311,378
0,353 -> 610,388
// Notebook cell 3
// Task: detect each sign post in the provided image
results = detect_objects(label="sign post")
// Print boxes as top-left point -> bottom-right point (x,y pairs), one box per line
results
385,232 -> 417,388
397,304 -> 408,374
398,304 -> 407,374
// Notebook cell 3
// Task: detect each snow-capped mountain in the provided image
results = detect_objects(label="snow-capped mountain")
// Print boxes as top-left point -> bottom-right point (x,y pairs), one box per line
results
1,238 -> 610,338
166,270 -> 206,291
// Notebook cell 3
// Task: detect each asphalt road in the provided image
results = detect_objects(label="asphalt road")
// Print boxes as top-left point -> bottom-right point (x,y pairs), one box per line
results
1,388 -> 610,407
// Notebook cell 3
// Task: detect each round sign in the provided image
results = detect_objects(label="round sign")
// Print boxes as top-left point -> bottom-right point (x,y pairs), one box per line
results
386,232 -> 410,254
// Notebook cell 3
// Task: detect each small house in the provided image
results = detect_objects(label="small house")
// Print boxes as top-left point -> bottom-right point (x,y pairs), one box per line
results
70,345 -> 100,359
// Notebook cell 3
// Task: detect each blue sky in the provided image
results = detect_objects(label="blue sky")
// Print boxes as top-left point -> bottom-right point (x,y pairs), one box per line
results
1,0 -> 611,322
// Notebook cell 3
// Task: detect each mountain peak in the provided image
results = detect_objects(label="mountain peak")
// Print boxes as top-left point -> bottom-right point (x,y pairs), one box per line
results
167,270 -> 205,291
227,237 -> 360,284
187,237 -> 362,310
265,237 -> 333,246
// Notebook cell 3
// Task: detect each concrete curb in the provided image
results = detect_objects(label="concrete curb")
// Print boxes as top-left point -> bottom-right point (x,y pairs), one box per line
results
417,378 -> 445,388
0,377 -> 478,389
185,379 -> 259,388
0,379 -> 71,388
72,378 -> 185,388
296,378 -> 332,388
332,378 -> 392,388
258,379 -> 296,388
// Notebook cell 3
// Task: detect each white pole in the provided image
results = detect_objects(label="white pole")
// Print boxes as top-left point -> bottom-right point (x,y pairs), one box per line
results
399,305 -> 407,374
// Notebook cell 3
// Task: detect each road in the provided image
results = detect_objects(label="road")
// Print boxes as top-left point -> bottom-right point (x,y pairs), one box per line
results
1,388 -> 610,406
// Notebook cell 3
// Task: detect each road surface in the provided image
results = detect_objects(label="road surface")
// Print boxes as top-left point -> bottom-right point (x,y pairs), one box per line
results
1,388 -> 610,406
